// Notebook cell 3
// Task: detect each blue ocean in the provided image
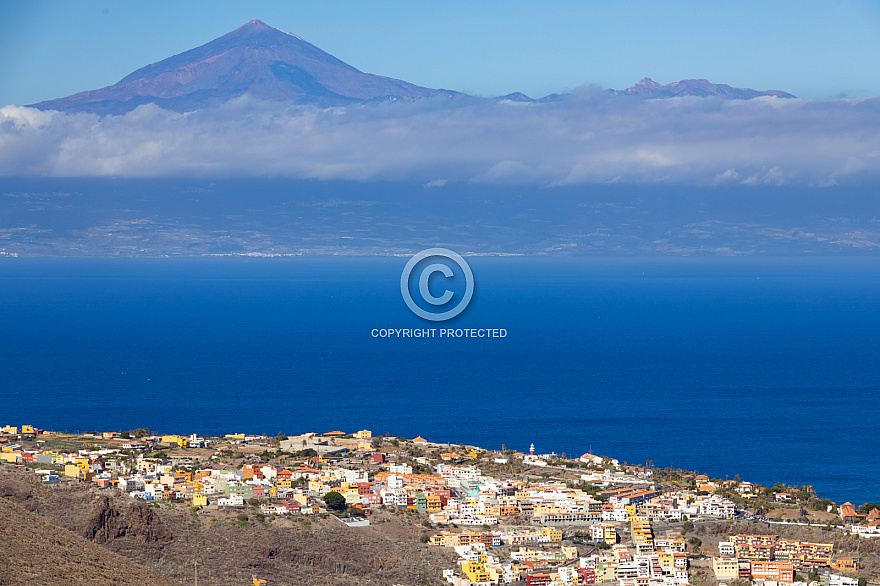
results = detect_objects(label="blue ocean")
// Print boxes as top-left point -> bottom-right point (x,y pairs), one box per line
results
1,257 -> 878,505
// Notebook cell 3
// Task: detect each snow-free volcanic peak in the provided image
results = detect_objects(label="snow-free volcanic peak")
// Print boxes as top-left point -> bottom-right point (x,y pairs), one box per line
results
31,19 -> 441,114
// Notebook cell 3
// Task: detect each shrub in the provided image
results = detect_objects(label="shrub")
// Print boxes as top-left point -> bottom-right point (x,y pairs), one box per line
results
323,491 -> 347,511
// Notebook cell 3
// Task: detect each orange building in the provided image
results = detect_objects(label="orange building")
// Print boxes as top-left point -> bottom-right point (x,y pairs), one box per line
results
832,558 -> 858,572
751,561 -> 794,583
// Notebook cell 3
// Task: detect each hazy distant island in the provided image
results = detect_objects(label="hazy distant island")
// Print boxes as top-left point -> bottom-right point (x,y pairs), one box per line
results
1,424 -> 878,585
3,20 -> 879,258
28,19 -> 794,115
2,178 -> 880,258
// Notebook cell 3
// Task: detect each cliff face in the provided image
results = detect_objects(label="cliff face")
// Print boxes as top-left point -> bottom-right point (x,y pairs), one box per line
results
81,496 -> 171,544
127,501 -> 173,543
81,496 -> 127,543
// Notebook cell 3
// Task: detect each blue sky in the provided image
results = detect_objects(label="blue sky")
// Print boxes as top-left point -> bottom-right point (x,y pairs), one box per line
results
2,0 -> 880,106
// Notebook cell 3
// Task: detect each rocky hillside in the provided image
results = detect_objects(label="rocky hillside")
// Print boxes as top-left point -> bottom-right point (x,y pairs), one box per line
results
0,494 -> 181,586
0,466 -> 454,585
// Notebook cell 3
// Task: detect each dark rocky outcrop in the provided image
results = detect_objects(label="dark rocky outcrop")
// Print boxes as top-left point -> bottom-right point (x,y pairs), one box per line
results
81,496 -> 171,544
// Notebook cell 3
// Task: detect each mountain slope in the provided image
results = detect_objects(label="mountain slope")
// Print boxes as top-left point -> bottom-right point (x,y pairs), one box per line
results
609,77 -> 796,99
0,495 -> 181,586
31,19 -> 442,114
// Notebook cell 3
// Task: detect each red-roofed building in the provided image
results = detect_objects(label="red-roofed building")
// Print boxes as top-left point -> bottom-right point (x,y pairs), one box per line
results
839,503 -> 864,524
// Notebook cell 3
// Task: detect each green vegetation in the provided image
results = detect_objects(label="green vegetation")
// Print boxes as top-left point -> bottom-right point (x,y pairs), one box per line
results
323,491 -> 347,511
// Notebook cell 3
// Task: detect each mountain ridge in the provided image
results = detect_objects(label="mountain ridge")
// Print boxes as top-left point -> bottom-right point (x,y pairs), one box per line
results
607,76 -> 796,99
29,20 -> 796,115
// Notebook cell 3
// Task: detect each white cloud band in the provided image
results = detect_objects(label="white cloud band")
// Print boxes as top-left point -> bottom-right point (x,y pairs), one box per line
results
2,91 -> 879,186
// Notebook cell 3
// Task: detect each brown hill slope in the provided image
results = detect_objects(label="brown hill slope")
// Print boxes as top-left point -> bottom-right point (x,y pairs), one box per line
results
0,496 -> 181,586
0,466 -> 456,585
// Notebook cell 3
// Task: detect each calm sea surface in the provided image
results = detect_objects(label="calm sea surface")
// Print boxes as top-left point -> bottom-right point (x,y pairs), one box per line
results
1,257 -> 878,505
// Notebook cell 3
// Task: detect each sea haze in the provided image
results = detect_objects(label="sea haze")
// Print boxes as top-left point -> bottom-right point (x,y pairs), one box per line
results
0,257 -> 878,505
4,178 -> 880,256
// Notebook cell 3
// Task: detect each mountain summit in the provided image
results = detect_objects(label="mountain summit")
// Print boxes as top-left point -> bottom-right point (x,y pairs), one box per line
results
29,20 -> 796,114
608,77 -> 795,99
31,19 -> 441,114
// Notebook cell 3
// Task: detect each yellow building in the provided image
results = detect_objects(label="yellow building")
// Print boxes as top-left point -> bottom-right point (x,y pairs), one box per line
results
293,493 -> 311,507
631,519 -> 654,553
426,494 -> 442,513
713,557 -> 740,581
2,426 -> 18,435
161,435 -> 186,447
596,560 -> 618,582
600,523 -> 618,545
658,552 -> 675,574
63,464 -> 94,480
542,527 -> 563,542
665,537 -> 687,553
193,494 -> 208,506
354,430 -> 372,439
21,425 -> 34,435
462,560 -> 491,583
0,452 -> 20,464
534,504 -> 563,517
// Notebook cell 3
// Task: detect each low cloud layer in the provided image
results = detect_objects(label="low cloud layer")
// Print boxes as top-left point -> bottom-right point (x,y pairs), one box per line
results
2,91 -> 879,186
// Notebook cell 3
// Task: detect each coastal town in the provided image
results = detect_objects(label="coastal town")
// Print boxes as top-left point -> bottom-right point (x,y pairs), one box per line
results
1,424 -> 878,586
